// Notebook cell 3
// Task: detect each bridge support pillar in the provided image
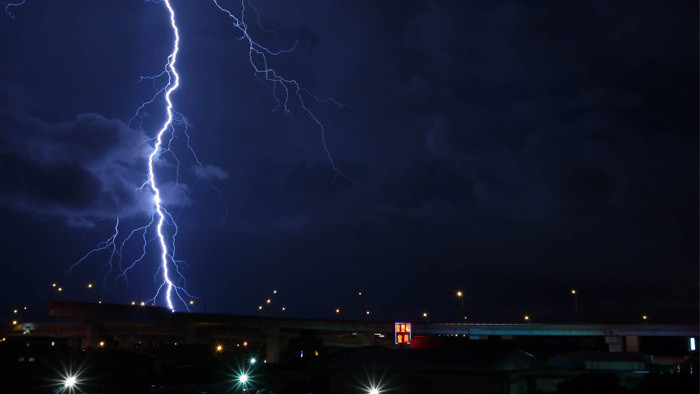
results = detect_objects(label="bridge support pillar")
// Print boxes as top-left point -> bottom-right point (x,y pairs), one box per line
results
265,326 -> 280,363
625,335 -> 639,352
605,336 -> 623,352
85,323 -> 99,349
357,333 -> 376,346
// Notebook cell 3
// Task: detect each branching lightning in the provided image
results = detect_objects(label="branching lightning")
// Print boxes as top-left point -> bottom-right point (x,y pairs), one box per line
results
212,0 -> 353,182
7,0 -> 351,310
71,0 -> 194,311
1,0 -> 24,19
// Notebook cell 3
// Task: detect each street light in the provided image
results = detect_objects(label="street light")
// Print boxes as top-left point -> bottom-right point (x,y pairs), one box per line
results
456,290 -> 464,320
358,291 -> 367,320
571,289 -> 579,319
271,289 -> 281,316
335,308 -> 342,319
524,315 -> 530,322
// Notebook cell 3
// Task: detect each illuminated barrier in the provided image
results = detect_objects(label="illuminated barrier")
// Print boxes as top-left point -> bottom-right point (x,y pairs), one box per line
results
395,322 -> 411,346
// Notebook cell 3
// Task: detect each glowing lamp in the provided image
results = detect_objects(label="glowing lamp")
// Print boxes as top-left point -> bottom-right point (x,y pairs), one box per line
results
64,376 -> 76,388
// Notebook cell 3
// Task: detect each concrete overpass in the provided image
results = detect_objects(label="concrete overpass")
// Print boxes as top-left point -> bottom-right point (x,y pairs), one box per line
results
9,301 -> 696,361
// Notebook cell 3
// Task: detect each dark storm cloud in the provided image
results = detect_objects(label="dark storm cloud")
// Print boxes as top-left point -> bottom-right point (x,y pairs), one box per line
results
230,0 -> 697,318
0,89 -> 153,226
0,0 -> 695,322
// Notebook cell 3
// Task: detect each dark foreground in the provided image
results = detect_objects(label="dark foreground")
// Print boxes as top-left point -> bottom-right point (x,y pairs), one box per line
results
2,335 -> 697,393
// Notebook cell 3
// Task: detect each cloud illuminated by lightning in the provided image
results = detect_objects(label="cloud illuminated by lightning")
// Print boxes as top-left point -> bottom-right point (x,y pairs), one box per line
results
70,0 -> 193,311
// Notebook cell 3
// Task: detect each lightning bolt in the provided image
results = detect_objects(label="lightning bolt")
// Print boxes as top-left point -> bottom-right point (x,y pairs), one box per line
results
145,0 -> 180,311
8,0 -> 351,311
67,0 -> 192,311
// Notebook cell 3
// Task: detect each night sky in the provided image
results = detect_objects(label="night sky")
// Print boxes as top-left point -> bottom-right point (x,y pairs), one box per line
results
0,0 -> 697,324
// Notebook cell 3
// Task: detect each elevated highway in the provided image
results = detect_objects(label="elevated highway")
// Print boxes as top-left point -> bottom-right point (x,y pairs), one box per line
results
8,300 -> 694,361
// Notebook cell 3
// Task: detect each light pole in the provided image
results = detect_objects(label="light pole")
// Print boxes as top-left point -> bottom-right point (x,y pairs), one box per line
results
335,308 -> 342,320
358,291 -> 365,320
273,289 -> 280,317
571,289 -> 578,319
86,283 -> 95,303
422,312 -> 430,324
456,290 -> 464,320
